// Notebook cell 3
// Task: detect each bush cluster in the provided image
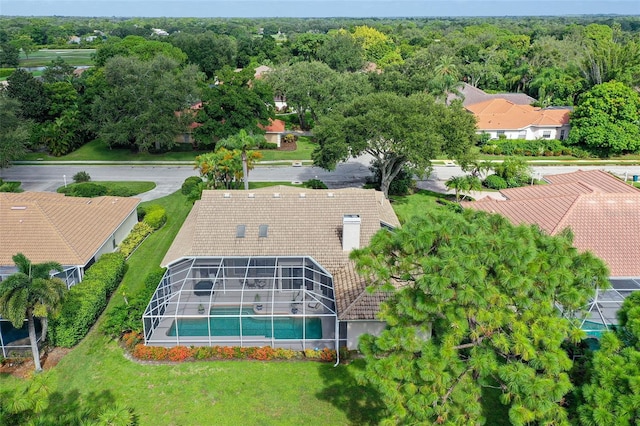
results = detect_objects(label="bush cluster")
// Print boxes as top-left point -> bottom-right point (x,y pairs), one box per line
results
257,141 -> 278,150
0,179 -> 22,193
130,342 -> 337,363
102,268 -> 165,337
303,178 -> 328,189
480,139 -> 575,157
64,182 -> 108,197
72,171 -> 91,183
118,222 -> 154,258
140,204 -> 166,230
181,176 -> 203,196
483,174 -> 508,190
50,252 -> 127,347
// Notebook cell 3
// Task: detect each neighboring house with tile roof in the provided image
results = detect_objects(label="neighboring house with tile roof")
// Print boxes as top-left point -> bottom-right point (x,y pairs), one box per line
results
0,192 -> 140,356
462,170 -> 640,335
0,192 -> 140,286
466,98 -> 571,141
258,118 -> 286,147
143,187 -> 400,350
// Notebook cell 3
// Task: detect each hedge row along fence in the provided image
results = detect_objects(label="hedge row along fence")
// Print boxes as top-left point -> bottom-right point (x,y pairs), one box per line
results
101,268 -> 166,338
49,205 -> 166,347
49,252 -> 127,347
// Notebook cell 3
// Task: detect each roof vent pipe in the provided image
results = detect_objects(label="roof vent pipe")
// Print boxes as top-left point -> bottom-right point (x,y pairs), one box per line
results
343,214 -> 361,251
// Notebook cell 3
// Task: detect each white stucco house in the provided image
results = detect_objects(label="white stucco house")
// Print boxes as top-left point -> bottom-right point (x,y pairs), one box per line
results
466,98 -> 571,141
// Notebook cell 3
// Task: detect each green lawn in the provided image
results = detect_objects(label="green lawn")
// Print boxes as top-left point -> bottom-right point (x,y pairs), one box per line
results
22,138 -> 315,163
20,49 -> 96,67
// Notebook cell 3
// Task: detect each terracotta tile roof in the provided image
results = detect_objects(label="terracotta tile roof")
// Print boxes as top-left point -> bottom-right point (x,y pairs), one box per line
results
464,171 -> 640,277
499,182 -> 595,200
463,195 -> 580,234
162,187 -> 401,320
261,118 -> 285,133
544,170 -> 640,194
465,98 -> 570,131
0,192 -> 139,267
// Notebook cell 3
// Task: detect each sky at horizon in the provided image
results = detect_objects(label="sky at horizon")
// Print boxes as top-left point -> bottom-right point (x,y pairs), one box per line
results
1,0 -> 638,19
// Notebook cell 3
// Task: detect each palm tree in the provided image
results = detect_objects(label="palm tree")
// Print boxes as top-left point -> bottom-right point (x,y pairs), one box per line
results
0,253 -> 66,372
445,175 -> 482,202
218,129 -> 265,190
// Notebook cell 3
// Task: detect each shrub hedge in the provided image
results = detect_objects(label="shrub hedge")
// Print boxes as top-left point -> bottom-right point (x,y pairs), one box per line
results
118,222 -> 154,258
181,176 -> 202,196
483,174 -> 508,190
480,139 -> 573,157
50,252 -> 127,347
141,204 -> 166,230
101,268 -> 165,337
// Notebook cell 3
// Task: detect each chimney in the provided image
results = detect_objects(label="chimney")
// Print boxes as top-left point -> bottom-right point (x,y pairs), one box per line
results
342,214 -> 361,251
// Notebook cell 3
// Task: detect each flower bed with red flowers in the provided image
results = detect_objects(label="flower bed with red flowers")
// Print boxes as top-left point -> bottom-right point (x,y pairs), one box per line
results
123,333 -> 337,363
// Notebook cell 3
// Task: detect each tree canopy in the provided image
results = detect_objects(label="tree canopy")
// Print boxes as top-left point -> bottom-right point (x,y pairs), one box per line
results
351,207 -> 609,425
567,81 -> 640,156
92,54 -> 204,152
312,92 -> 476,198
578,292 -> 640,425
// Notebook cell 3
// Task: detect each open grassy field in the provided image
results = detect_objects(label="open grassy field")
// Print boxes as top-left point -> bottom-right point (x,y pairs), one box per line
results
20,49 -> 96,67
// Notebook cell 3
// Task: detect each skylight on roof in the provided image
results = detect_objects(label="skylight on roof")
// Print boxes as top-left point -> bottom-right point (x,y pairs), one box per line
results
236,225 -> 246,238
259,224 -> 268,238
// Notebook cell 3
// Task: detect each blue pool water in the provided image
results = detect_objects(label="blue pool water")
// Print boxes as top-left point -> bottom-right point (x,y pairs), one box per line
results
167,307 -> 322,339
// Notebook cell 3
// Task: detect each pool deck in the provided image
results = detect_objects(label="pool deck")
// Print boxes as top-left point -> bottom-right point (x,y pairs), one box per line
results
145,286 -> 337,349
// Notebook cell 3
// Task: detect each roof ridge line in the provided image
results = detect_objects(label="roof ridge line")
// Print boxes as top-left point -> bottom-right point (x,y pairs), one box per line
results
549,194 -> 582,235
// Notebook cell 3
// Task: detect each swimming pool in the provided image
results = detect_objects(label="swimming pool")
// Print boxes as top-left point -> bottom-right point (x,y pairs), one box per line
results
167,307 -> 323,339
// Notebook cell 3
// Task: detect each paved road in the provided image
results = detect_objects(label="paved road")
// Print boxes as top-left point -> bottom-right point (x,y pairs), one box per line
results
3,159 -> 640,201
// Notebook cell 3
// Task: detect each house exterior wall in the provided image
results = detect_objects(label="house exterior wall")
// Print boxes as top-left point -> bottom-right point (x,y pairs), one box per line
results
478,124 -> 570,141
264,132 -> 281,147
93,209 -> 139,261
345,321 -> 386,350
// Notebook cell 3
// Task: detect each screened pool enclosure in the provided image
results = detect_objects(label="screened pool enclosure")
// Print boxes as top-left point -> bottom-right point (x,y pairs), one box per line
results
143,256 -> 338,350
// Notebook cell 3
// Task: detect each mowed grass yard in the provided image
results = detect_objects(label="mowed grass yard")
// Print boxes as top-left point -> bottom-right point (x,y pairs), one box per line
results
19,49 -> 96,67
22,138 -> 316,163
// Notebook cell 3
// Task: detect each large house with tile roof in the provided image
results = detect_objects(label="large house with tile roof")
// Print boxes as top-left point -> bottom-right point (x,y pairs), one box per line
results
0,192 -> 140,356
143,186 -> 400,351
463,170 -> 640,334
466,98 -> 571,141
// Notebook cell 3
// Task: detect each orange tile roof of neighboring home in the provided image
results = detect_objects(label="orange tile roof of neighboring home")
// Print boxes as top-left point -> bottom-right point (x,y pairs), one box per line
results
499,182 -> 596,200
261,119 -> 285,133
463,170 -> 640,277
465,98 -> 570,130
462,195 -> 580,234
0,192 -> 139,267
544,170 -> 640,194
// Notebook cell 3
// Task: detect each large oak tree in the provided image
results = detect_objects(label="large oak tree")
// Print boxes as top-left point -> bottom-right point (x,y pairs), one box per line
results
312,92 -> 476,198
92,55 -> 204,152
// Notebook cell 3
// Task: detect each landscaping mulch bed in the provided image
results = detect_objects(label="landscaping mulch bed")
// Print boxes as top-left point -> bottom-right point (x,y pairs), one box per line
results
277,140 -> 297,151
0,347 -> 70,379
